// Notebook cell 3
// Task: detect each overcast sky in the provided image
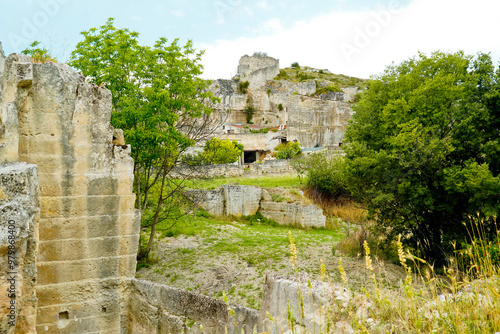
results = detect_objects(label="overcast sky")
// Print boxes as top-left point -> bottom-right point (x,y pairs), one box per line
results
1,0 -> 499,80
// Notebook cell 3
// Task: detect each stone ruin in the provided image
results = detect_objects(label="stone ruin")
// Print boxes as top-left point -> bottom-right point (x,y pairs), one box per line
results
209,54 -> 358,163
0,44 -> 138,333
190,185 -> 326,228
0,44 -> 346,334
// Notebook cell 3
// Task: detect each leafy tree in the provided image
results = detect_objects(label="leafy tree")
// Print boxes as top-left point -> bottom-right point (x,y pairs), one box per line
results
345,51 -> 500,264
292,152 -> 350,199
21,41 -> 56,63
275,142 -> 301,159
202,138 -> 243,164
69,18 -> 221,257
291,62 -> 300,68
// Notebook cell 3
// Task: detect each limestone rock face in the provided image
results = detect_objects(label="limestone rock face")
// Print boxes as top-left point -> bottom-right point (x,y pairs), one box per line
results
127,279 -> 260,334
0,163 -> 39,334
189,185 -> 262,217
192,185 -> 326,228
222,185 -> 262,216
260,200 -> 326,228
0,51 -> 139,333
286,94 -> 353,148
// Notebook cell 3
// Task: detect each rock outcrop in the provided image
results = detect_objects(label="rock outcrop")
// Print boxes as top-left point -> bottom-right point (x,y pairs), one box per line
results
192,185 -> 326,228
0,51 -> 139,333
127,279 -> 260,333
0,163 -> 39,334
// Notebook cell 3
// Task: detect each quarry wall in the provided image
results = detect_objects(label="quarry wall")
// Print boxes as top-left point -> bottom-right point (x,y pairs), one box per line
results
286,94 -> 353,148
0,163 -> 39,334
0,49 -> 139,333
172,159 -> 293,179
127,279 -> 260,334
192,185 -> 326,228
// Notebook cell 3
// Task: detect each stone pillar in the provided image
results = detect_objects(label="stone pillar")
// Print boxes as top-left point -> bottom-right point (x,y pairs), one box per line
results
0,54 -> 139,333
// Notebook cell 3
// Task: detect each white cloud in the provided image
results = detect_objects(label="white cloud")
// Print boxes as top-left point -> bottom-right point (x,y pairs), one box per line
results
199,0 -> 500,80
256,0 -> 274,11
170,10 -> 185,18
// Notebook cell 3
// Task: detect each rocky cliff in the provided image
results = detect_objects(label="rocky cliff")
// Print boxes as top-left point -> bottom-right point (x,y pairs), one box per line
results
0,49 -> 139,333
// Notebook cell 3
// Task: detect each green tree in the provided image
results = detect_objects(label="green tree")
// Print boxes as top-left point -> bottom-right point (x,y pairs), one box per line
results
202,138 -> 243,164
69,18 -> 221,257
292,152 -> 350,199
21,41 -> 56,63
345,51 -> 500,263
275,142 -> 301,159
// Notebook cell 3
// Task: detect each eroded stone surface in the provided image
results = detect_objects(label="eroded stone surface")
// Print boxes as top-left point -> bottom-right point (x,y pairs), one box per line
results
0,163 -> 39,334
127,279 -> 260,334
0,50 -> 139,334
192,185 -> 326,228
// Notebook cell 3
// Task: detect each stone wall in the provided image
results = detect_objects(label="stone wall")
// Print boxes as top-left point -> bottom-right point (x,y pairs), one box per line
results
127,279 -> 260,334
0,163 -> 39,334
286,95 -> 353,149
193,185 -> 326,228
172,159 -> 293,179
258,274 -> 341,334
0,52 -> 139,333
260,197 -> 326,229
237,55 -> 279,76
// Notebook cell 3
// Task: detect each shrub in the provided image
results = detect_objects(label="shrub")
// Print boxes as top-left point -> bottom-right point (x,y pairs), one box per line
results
277,103 -> 284,111
21,41 -> 57,63
275,142 -> 301,159
238,81 -> 250,94
202,138 -> 244,164
275,69 -> 288,80
252,51 -> 268,57
291,62 -> 300,68
314,84 -> 341,95
299,152 -> 350,199
244,105 -> 256,123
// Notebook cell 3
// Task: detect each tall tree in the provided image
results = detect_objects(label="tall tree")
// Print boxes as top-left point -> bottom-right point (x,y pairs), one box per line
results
345,51 -> 500,264
69,18 -> 221,257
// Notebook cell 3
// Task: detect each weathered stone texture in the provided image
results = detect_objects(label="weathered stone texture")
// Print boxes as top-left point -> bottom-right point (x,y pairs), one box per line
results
127,279 -> 260,334
193,185 -> 325,228
222,185 -> 262,217
189,188 -> 225,216
260,199 -> 326,228
286,95 -> 353,148
0,51 -> 139,334
0,163 -> 39,334
259,274 -> 334,334
172,159 -> 292,179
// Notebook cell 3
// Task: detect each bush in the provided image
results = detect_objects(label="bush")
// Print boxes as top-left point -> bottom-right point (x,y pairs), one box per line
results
291,62 -> 300,68
21,41 -> 57,63
314,84 -> 341,95
297,152 -> 350,199
277,103 -> 284,111
253,51 -> 268,57
244,105 -> 256,123
275,142 -> 301,159
182,139 -> 243,165
202,138 -> 244,164
238,81 -> 250,94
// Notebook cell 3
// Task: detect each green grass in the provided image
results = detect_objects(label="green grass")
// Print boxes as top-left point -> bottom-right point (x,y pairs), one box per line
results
274,66 -> 368,88
154,211 -> 342,273
187,174 -> 301,190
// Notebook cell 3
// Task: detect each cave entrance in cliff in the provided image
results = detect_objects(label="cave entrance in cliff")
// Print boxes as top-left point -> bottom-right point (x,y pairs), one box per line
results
244,151 -> 257,163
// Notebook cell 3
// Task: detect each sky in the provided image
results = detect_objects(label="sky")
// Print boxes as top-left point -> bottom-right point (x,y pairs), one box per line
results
1,0 -> 499,80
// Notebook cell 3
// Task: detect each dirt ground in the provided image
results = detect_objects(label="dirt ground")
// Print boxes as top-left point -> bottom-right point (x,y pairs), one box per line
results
137,225 -> 408,309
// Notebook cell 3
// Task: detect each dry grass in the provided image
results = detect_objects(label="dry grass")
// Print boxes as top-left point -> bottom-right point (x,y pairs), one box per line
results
338,224 -> 500,333
304,187 -> 367,224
